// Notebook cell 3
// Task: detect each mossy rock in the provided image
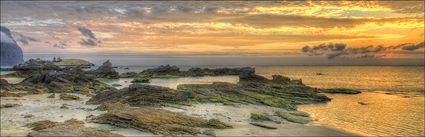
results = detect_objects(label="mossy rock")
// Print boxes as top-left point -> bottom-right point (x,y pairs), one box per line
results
204,119 -> 232,129
250,113 -> 272,122
276,111 -> 310,124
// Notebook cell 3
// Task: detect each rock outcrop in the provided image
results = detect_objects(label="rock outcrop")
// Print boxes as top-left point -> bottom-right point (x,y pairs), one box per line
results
87,84 -> 188,106
87,102 -> 231,136
27,119 -> 123,137
143,64 -> 180,74
13,59 -> 60,71
19,68 -> 114,95
92,60 -> 119,79
1,26 -> 24,66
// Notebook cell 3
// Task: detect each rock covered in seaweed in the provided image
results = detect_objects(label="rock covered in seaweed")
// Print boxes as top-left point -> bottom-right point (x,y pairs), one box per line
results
18,68 -> 114,94
87,84 -> 188,106
87,102 -> 231,136
143,64 -> 180,74
27,119 -> 123,137
13,59 -> 60,71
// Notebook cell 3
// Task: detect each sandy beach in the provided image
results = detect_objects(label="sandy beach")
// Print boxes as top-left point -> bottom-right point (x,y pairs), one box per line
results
1,93 -> 356,136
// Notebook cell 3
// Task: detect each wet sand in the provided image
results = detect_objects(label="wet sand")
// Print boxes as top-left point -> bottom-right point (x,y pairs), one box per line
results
164,103 -> 357,136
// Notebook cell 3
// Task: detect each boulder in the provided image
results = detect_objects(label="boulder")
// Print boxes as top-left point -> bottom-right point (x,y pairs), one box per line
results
1,26 -> 24,66
93,60 -> 119,79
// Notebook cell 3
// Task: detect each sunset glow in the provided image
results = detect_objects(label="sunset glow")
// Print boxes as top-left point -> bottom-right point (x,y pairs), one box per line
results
1,1 -> 424,60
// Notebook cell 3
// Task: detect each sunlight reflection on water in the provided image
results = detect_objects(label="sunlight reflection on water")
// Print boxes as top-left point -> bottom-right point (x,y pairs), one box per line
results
299,92 -> 425,136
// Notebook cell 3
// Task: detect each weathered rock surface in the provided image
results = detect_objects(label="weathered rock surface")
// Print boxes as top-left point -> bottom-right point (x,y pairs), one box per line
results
59,93 -> 80,100
12,68 -> 115,95
0,103 -> 21,108
121,65 -> 257,78
178,74 -> 331,110
318,88 -> 361,94
1,26 -> 24,66
143,64 -> 180,74
91,60 -> 119,79
27,119 -> 123,137
90,74 -> 335,111
239,67 -> 256,79
13,59 -> 60,71
88,102 -> 231,136
87,84 -> 188,106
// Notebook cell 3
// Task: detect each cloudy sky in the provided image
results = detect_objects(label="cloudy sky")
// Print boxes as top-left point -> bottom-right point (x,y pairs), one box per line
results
1,1 -> 424,64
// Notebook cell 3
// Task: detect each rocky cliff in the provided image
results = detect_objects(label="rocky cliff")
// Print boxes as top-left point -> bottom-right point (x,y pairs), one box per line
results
1,26 -> 24,66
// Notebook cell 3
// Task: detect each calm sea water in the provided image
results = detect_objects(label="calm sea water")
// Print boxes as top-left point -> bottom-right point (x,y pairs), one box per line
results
113,66 -> 424,92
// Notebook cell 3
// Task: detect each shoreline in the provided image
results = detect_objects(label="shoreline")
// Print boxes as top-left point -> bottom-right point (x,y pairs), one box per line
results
1,93 -> 358,137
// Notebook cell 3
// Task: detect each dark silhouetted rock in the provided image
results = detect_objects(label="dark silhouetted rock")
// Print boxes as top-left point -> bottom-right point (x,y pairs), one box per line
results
93,60 -> 119,79
1,26 -> 24,66
239,67 -> 256,79
272,75 -> 291,83
13,59 -> 60,71
143,64 -> 180,74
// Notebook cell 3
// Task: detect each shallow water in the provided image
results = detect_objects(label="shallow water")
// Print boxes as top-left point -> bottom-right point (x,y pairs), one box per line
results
299,92 -> 425,136
100,76 -> 239,90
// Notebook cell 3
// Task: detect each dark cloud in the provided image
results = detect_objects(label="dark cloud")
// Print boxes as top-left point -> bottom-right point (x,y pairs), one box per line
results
52,42 -> 67,49
12,32 -> 39,45
400,42 -> 425,51
78,26 -> 100,47
302,43 -> 347,56
302,42 -> 424,59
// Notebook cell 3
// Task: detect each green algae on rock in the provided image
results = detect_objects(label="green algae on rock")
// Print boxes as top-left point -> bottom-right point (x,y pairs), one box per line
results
5,68 -> 116,96
27,119 -> 123,137
251,113 -> 273,122
119,65 -> 256,79
276,111 -> 310,124
87,84 -> 189,106
88,102 -> 231,136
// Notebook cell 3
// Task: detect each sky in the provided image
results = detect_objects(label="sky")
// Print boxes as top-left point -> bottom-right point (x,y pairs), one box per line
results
1,1 -> 424,65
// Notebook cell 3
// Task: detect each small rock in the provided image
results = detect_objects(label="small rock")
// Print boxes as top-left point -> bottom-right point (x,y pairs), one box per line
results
47,93 -> 55,98
0,103 -> 21,108
358,101 -> 367,105
24,114 -> 34,118
203,129 -> 216,137
60,93 -> 80,100
111,83 -> 122,87
249,122 -> 277,129
60,104 -> 70,109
